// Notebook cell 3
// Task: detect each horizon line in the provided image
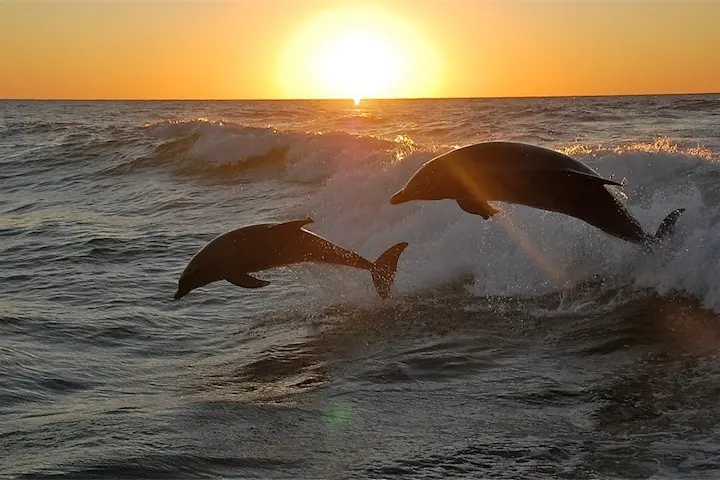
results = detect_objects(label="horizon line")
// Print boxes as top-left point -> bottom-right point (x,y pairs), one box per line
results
1,91 -> 718,102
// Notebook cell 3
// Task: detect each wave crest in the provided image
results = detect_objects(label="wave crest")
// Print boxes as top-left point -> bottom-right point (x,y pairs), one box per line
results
561,137 -> 715,161
116,120 -> 720,311
133,119 -> 418,183
297,141 -> 720,312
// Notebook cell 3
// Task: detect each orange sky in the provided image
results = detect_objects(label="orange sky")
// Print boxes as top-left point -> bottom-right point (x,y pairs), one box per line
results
1,1 -> 718,99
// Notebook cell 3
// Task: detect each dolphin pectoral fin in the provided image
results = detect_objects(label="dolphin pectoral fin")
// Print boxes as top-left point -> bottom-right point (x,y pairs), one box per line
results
457,198 -> 499,219
226,272 -> 271,289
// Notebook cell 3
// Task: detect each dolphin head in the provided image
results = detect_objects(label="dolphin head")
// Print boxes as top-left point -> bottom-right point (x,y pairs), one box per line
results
174,258 -> 220,300
390,160 -> 455,205
173,277 -> 191,300
389,187 -> 414,205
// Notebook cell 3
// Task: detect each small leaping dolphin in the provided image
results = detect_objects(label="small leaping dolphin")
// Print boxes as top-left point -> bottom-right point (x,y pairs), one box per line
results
174,218 -> 408,300
390,141 -> 684,250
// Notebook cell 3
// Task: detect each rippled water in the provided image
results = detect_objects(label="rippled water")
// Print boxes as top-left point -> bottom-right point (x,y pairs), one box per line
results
2,96 -> 720,479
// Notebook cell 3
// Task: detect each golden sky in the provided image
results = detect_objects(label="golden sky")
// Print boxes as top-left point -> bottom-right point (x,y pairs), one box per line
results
1,0 -> 718,99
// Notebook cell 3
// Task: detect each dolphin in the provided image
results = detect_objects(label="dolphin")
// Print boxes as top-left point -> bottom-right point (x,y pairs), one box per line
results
390,141 -> 684,250
174,218 -> 408,300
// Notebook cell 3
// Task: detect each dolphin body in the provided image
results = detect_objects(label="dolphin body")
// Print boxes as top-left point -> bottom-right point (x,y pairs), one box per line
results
390,141 -> 684,250
174,218 -> 408,300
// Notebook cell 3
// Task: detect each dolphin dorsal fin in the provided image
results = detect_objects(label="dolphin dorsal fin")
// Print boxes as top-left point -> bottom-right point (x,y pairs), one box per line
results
555,169 -> 622,187
270,218 -> 314,232
286,218 -> 314,229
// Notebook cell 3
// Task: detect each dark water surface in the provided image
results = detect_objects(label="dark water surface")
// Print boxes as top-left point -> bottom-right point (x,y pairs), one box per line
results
2,96 -> 720,478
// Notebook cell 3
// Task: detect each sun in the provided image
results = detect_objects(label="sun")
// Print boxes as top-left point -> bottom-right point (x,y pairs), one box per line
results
277,7 -> 441,101
309,28 -> 404,103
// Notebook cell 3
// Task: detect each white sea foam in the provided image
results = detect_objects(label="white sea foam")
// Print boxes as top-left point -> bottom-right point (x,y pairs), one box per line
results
303,141 -> 720,311
144,118 -> 720,310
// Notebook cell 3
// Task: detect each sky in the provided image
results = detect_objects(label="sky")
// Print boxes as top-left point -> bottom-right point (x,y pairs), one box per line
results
0,0 -> 718,99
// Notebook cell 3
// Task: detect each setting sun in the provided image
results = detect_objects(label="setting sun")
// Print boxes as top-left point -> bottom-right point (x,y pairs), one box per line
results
311,30 -> 403,103
277,7 -> 442,101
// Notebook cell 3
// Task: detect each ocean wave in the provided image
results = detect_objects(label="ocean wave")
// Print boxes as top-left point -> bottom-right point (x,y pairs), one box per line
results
14,113 -> 720,313
123,119 -> 418,183
23,115 -> 720,313
215,284 -> 716,407
294,138 -> 720,312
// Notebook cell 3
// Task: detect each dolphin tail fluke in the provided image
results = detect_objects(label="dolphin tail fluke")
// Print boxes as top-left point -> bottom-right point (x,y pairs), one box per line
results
370,242 -> 409,299
653,208 -> 685,241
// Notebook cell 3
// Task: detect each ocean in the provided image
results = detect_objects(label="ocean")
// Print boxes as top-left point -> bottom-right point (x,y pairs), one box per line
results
2,95 -> 720,479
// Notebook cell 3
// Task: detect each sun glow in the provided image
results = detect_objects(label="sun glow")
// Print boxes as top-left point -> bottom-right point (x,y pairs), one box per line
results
277,7 -> 441,101
310,29 -> 403,102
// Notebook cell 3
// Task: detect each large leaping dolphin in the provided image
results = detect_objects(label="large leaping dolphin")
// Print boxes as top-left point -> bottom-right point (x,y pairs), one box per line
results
390,141 -> 684,250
